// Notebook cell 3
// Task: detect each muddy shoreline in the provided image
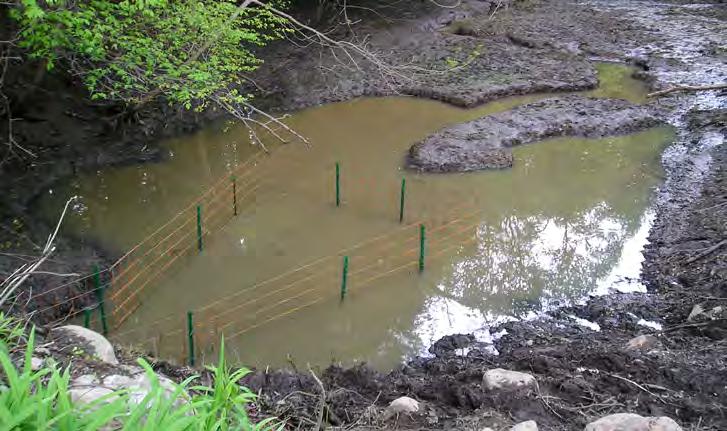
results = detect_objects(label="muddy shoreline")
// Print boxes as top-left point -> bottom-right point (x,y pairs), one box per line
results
407,95 -> 664,172
2,0 -> 726,429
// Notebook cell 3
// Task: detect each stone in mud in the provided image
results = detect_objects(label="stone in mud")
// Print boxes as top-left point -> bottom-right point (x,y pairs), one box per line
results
584,413 -> 682,431
70,366 -> 185,408
511,420 -> 538,431
407,95 -> 663,173
69,385 -> 117,404
383,396 -> 420,419
30,356 -> 44,371
53,325 -> 118,364
483,369 -> 536,391
626,335 -> 659,351
687,303 -> 724,322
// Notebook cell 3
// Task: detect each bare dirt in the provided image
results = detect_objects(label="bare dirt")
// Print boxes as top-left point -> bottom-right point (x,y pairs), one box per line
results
3,0 -> 727,429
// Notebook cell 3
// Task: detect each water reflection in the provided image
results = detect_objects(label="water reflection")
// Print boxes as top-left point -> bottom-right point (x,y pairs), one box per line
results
405,202 -> 653,355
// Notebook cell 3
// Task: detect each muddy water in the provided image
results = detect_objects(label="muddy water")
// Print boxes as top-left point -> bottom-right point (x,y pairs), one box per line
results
42,64 -> 673,368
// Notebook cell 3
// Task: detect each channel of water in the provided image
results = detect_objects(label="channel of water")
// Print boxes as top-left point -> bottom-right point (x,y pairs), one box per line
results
41,63 -> 674,368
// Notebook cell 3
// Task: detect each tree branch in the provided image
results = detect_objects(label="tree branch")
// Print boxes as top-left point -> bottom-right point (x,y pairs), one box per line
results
647,83 -> 727,98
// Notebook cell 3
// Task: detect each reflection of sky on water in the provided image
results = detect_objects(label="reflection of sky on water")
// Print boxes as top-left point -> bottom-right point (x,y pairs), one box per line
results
406,202 -> 654,356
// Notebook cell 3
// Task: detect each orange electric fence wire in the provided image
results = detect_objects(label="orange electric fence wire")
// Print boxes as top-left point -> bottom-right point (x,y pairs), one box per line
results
113,205 -> 488,337
34,282 -> 111,317
27,269 -> 109,301
110,175 -> 257,300
225,297 -> 326,341
199,265 -> 339,332
218,212 -> 492,338
113,244 -> 197,320
109,152 -> 265,275
109,218 -> 196,301
111,178 -> 251,304
112,256 -> 338,339
80,150 -> 503,355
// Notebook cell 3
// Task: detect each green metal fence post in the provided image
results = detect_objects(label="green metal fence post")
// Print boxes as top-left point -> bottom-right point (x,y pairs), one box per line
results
196,205 -> 203,252
340,256 -> 349,301
419,224 -> 426,273
399,178 -> 406,223
335,162 -> 341,207
83,308 -> 91,329
187,311 -> 195,367
232,176 -> 238,216
93,265 -> 108,336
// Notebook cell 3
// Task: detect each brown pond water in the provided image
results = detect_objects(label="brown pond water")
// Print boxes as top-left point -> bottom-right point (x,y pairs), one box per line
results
42,64 -> 674,368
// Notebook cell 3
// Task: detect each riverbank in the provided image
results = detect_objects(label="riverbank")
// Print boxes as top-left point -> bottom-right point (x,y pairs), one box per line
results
2,0 -> 726,429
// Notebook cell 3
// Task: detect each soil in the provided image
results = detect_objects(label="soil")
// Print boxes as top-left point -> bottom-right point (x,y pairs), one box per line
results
407,96 -> 664,172
2,0 -> 727,429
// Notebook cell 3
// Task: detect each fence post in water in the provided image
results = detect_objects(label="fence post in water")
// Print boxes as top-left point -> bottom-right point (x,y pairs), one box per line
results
83,308 -> 91,329
196,205 -> 203,252
187,311 -> 195,367
340,256 -> 349,301
93,265 -> 108,336
232,176 -> 238,216
419,224 -> 426,273
335,162 -> 341,207
399,178 -> 406,223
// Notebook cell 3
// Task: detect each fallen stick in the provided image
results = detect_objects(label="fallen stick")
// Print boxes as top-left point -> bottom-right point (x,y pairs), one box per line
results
686,239 -> 727,263
662,317 -> 727,333
647,83 -> 727,98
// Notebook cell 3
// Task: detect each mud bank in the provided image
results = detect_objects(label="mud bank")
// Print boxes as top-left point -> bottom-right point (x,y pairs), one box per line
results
254,0 -> 601,112
407,96 -> 663,172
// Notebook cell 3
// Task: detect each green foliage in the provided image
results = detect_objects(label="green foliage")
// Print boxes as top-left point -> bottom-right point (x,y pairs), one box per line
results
443,43 -> 483,69
10,0 -> 291,110
0,313 -> 24,349
0,329 -> 281,430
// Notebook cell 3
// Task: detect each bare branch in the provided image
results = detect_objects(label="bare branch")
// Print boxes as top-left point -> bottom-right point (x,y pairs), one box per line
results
647,83 -> 727,98
0,197 -> 77,307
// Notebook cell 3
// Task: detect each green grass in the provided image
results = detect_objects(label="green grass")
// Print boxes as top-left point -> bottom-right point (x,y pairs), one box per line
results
0,313 -> 24,350
0,323 -> 282,431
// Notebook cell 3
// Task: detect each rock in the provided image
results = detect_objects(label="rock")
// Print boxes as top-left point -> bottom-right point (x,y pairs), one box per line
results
30,356 -> 44,371
626,335 -> 659,351
687,304 -> 724,323
383,396 -> 420,420
584,413 -> 683,431
53,325 -> 118,364
687,303 -> 706,322
34,347 -> 51,356
483,369 -> 536,391
70,366 -> 185,409
69,386 -> 117,404
512,420 -> 538,431
74,374 -> 100,386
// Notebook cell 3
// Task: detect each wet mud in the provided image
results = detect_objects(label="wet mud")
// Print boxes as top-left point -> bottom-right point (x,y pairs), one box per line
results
407,96 -> 664,172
